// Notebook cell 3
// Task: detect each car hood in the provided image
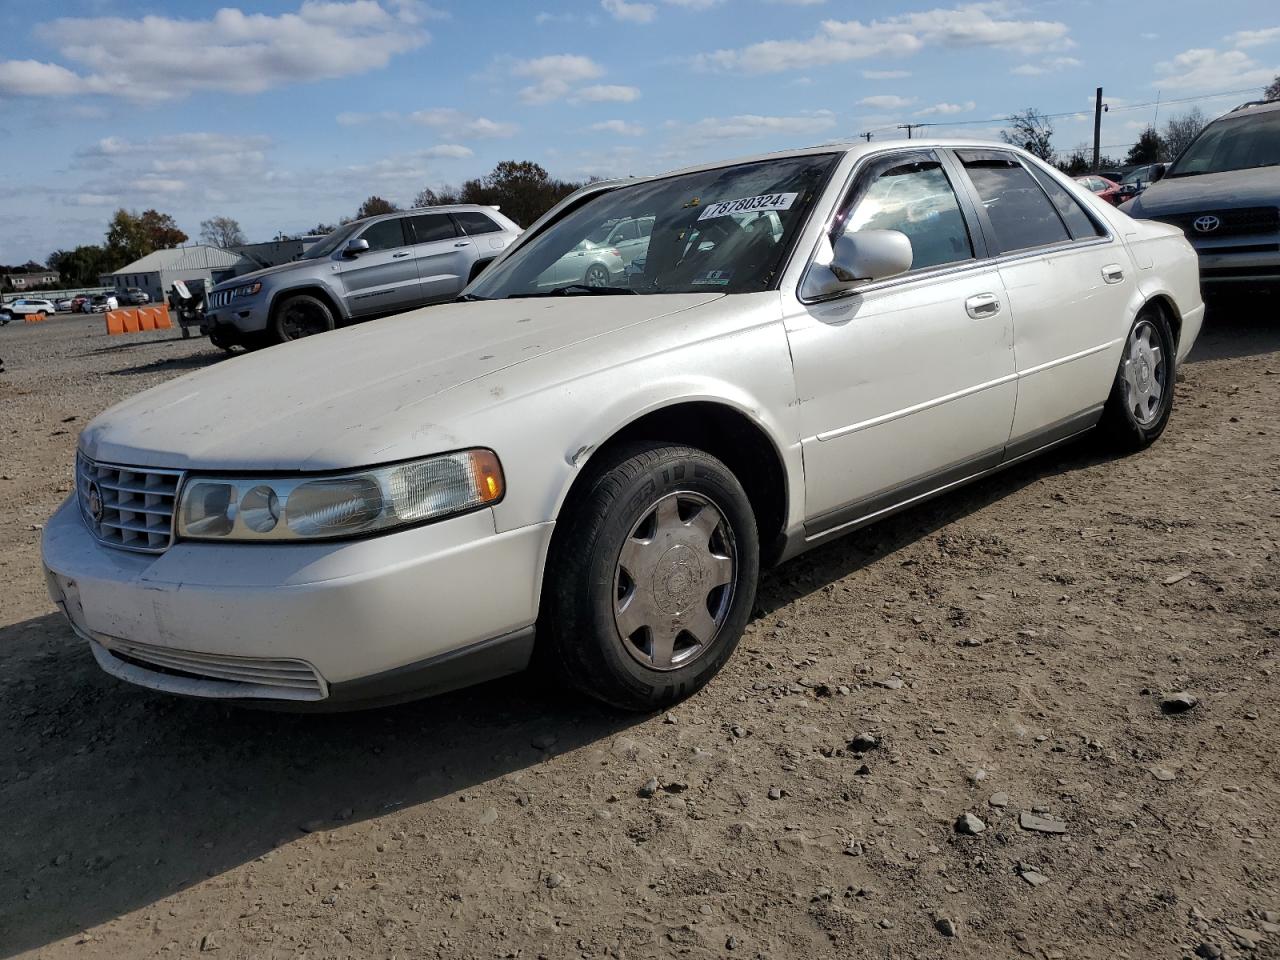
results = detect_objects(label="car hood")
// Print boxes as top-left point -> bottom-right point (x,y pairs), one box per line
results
1127,166 -> 1280,217
79,293 -> 725,470
214,257 -> 319,288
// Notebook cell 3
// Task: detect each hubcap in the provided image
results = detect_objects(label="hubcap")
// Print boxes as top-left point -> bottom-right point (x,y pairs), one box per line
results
1121,319 -> 1166,426
613,491 -> 737,671
586,265 -> 609,287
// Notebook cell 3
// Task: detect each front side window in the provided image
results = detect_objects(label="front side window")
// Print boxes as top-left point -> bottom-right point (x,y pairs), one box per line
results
359,218 -> 407,252
1167,110 -> 1280,177
467,154 -> 839,298
959,152 -> 1070,253
838,157 -> 975,272
610,220 -> 641,243
453,211 -> 502,235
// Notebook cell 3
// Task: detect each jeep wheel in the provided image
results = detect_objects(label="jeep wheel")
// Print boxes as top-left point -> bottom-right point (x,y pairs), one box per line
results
271,294 -> 335,344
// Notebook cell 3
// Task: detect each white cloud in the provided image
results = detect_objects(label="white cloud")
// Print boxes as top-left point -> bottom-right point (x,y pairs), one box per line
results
573,84 -> 642,102
0,1 -> 429,102
1011,56 -> 1082,75
420,144 -> 474,158
1154,46 -> 1278,91
915,100 -> 976,115
335,108 -> 517,139
602,0 -> 656,23
591,120 -> 646,136
664,0 -> 726,7
511,53 -> 605,103
766,0 -> 827,5
677,109 -> 838,143
1226,27 -> 1280,49
859,94 -> 916,110
694,3 -> 1072,74
862,69 -> 912,79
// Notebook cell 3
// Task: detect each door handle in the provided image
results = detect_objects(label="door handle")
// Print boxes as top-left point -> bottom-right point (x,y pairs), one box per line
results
454,241 -> 471,248
1101,263 -> 1125,284
965,293 -> 1001,319
392,251 -> 411,258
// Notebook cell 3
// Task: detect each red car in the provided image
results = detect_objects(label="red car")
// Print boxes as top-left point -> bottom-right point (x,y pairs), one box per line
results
1075,175 -> 1124,206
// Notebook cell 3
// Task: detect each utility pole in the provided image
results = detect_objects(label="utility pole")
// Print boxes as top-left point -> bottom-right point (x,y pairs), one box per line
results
1092,86 -> 1103,172
858,132 -> 873,142
897,123 -> 926,139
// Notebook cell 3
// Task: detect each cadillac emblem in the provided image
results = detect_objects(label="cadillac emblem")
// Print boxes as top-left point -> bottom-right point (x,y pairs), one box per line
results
86,480 -> 104,524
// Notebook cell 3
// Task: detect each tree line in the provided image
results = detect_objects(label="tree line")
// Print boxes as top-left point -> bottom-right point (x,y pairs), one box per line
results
1000,105 -> 1214,175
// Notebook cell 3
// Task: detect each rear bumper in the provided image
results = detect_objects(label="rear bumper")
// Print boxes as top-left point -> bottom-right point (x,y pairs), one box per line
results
41,496 -> 552,708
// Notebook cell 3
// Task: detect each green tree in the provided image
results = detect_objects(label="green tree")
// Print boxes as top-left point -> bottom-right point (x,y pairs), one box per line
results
47,245 -> 114,286
1000,108 -> 1055,162
412,185 -> 461,208
459,161 -> 583,228
105,208 -> 188,265
1162,107 -> 1207,161
199,216 -> 247,248
1126,127 -> 1165,165
1266,75 -> 1280,101
1057,147 -> 1091,176
355,196 -> 398,219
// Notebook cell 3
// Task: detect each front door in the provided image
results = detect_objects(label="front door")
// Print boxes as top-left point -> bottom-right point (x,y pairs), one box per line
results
785,150 -> 1018,536
340,217 -> 422,317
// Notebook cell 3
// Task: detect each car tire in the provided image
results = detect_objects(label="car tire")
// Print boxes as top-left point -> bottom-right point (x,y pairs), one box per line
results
1099,305 -> 1176,452
540,443 -> 760,711
270,294 -> 335,344
584,263 -> 610,288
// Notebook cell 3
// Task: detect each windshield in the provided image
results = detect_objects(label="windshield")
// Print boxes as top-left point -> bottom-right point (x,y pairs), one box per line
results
467,154 -> 839,298
1167,110 -> 1280,178
300,223 -> 360,259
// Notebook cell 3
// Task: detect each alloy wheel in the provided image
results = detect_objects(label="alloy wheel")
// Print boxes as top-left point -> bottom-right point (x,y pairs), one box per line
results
1121,318 -> 1166,426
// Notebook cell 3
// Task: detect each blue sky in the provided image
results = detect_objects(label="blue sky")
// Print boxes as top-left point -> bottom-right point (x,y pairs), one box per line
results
0,0 -> 1277,264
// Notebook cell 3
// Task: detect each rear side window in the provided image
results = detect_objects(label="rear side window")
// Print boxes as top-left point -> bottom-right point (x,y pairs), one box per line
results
1027,166 -> 1105,240
839,157 -> 975,272
358,218 -> 407,252
453,211 -> 503,235
958,152 -> 1070,252
407,213 -> 457,243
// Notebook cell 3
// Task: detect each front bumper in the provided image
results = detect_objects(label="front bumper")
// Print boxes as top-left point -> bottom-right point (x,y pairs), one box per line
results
203,297 -> 270,335
41,497 -> 552,708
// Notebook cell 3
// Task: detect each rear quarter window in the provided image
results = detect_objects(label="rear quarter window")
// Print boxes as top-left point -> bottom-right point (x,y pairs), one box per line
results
958,152 -> 1071,253
454,211 -> 503,235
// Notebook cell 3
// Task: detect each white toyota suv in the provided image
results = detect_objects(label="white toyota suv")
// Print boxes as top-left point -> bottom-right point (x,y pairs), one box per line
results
43,142 -> 1202,711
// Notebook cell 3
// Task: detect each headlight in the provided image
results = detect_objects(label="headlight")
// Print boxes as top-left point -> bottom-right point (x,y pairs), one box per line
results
176,449 -> 504,542
231,281 -> 262,299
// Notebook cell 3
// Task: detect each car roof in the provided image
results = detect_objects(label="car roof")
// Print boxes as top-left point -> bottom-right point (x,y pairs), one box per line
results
1227,98 -> 1280,115
353,204 -> 509,229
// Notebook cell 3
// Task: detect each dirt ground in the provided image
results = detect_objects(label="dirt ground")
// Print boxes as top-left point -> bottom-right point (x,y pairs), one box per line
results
1,305 -> 1277,960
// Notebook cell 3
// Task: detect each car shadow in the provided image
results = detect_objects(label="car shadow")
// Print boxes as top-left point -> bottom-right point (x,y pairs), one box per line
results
0,428 -> 1122,955
1185,296 -> 1280,364
107,353 -> 234,376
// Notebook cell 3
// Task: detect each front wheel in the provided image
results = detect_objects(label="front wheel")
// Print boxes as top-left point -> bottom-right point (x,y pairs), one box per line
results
1099,307 -> 1176,451
270,294 -> 335,344
540,444 -> 759,711
584,263 -> 610,288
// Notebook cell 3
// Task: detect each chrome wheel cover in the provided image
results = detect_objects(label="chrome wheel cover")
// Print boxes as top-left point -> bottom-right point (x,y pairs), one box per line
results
1121,319 -> 1166,426
612,491 -> 737,671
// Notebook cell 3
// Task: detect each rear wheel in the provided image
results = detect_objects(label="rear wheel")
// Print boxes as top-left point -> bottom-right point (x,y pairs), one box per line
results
1099,306 -> 1175,451
584,263 -> 610,288
270,294 -> 335,344
540,444 -> 759,711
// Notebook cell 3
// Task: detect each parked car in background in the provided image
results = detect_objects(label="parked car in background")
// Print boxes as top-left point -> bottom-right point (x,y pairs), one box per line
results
1076,175 -> 1124,206
43,141 -> 1203,713
542,238 -> 627,289
55,298 -> 74,312
85,294 -> 119,313
0,298 -> 58,322
202,204 -> 522,350
1117,164 -> 1163,202
1122,98 -> 1280,293
70,295 -> 89,312
122,287 -> 150,305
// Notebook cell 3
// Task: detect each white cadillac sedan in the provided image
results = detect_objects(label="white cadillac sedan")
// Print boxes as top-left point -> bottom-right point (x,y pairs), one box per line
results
42,141 -> 1203,711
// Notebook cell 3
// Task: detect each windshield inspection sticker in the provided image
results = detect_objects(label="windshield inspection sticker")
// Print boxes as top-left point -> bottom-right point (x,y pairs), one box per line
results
691,269 -> 733,286
697,192 -> 797,221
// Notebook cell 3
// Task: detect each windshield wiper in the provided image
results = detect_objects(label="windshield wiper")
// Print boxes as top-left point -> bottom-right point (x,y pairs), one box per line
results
507,284 -> 638,298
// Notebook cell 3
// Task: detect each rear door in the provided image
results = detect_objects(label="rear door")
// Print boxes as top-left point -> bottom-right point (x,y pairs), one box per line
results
949,149 -> 1132,455
339,217 -> 422,317
405,212 -> 471,303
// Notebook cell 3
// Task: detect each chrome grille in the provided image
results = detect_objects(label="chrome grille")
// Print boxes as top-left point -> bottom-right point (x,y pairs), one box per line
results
77,454 -> 180,553
101,637 -> 327,700
208,289 -> 232,308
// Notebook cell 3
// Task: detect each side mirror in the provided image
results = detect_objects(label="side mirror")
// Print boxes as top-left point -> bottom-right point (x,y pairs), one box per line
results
802,229 -> 913,299
343,237 -> 370,257
1150,163 -> 1167,183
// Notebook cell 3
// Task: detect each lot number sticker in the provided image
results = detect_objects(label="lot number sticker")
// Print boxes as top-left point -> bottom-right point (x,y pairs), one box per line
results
697,192 -> 797,221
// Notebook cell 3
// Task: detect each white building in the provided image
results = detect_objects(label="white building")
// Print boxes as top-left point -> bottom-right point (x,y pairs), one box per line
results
110,245 -> 252,304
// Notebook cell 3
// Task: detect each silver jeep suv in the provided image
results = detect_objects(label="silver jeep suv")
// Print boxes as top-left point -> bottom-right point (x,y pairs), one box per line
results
203,205 -> 522,348
1122,99 -> 1280,293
